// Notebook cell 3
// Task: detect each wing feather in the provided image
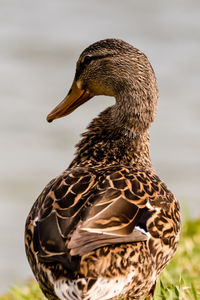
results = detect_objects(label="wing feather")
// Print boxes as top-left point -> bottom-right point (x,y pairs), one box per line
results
33,166 -> 160,260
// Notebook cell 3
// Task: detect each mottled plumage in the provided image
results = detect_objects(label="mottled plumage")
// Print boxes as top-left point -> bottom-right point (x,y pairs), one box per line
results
25,39 -> 180,300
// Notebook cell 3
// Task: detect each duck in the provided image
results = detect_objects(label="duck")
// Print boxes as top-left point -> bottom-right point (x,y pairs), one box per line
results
25,38 -> 181,300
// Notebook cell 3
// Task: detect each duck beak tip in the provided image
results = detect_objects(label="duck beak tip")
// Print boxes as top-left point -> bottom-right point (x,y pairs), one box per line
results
46,80 -> 92,122
46,115 -> 54,123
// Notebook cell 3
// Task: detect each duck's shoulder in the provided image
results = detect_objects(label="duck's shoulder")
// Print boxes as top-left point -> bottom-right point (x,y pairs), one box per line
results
35,164 -> 177,211
25,164 -> 180,262
27,164 -> 179,237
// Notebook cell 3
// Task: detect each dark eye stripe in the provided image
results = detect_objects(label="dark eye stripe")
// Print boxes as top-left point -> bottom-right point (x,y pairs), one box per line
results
84,55 -> 93,65
75,53 -> 114,80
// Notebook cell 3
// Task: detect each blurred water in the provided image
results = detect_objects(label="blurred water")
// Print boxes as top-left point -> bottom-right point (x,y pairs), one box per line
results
0,0 -> 200,293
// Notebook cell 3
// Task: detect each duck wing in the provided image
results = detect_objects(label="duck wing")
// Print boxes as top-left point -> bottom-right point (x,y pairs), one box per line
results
32,167 -> 97,265
33,166 -> 161,260
68,167 -> 160,256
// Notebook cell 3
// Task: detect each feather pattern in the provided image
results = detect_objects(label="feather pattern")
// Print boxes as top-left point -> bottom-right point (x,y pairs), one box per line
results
25,39 -> 180,300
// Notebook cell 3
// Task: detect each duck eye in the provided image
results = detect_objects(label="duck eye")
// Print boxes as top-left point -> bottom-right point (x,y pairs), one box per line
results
75,55 -> 94,80
83,55 -> 93,65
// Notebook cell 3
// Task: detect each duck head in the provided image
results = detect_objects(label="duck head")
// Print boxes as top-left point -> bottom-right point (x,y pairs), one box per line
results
46,39 -> 158,133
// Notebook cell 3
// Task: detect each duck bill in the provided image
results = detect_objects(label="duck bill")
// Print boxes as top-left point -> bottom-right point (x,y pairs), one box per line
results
46,80 -> 92,122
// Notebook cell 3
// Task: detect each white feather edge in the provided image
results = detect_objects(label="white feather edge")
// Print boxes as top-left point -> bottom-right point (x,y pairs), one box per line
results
50,267 -> 135,300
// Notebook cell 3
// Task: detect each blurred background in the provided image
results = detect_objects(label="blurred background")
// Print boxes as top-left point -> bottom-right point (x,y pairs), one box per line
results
0,0 -> 200,293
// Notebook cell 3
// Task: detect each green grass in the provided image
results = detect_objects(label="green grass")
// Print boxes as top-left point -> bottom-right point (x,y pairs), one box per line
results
154,218 -> 200,299
1,219 -> 200,300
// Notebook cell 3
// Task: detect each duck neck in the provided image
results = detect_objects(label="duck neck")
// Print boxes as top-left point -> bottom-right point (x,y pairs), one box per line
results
69,101 -> 153,169
113,90 -> 156,136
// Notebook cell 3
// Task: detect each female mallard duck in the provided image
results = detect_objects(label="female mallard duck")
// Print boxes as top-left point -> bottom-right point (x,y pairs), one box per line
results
25,39 -> 180,300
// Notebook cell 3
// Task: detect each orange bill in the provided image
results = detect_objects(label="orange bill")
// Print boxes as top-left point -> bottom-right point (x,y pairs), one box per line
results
46,80 -> 92,122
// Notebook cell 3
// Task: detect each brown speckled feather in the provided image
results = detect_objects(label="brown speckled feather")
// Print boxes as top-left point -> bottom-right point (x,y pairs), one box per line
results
25,39 -> 180,300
